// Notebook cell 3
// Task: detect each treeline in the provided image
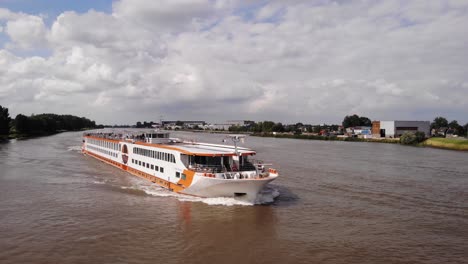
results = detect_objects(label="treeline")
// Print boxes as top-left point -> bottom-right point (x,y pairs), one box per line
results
228,121 -> 342,134
430,116 -> 467,137
0,105 -> 100,138
229,121 -> 305,134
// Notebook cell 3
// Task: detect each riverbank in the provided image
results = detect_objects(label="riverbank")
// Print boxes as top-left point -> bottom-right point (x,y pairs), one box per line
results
251,132 -> 468,151
1,128 -> 94,141
251,133 -> 400,144
421,137 -> 468,151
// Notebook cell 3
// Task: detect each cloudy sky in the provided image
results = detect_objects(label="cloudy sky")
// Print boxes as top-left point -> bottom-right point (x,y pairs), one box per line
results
0,0 -> 467,125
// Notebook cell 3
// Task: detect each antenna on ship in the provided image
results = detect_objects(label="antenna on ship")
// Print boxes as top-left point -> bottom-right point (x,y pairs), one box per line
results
225,134 -> 245,156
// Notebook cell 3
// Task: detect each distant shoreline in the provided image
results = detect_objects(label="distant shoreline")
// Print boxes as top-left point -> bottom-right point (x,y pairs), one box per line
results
1,128 -> 93,141
250,132 -> 468,151
251,132 -> 400,143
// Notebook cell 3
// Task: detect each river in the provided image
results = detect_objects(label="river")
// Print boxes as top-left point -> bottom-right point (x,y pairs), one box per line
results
0,131 -> 467,264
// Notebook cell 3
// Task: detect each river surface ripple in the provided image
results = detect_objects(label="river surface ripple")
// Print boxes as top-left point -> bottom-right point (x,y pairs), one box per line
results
0,131 -> 467,264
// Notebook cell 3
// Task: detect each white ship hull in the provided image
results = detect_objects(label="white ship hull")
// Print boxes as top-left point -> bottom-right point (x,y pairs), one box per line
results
183,175 -> 278,202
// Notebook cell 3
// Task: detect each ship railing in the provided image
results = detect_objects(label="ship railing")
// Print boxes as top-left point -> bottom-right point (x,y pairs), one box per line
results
188,163 -> 258,174
188,164 -> 223,173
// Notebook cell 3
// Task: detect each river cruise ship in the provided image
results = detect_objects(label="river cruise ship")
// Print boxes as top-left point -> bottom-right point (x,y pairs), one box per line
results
82,130 -> 278,201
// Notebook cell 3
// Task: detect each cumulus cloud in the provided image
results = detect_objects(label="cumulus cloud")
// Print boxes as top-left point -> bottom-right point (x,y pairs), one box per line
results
0,0 -> 467,124
5,14 -> 47,49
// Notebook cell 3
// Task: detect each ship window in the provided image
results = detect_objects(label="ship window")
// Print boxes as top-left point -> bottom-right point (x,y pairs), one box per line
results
143,162 -> 146,167
155,165 -> 159,171
176,172 -> 180,178
146,163 -> 149,168
132,159 -> 134,163
139,161 -> 141,166
151,165 -> 154,170
160,167 -> 164,173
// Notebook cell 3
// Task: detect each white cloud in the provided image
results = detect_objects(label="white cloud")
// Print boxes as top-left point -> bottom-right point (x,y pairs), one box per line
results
112,0 -> 218,32
0,0 -> 467,125
0,8 -> 19,20
5,14 -> 47,49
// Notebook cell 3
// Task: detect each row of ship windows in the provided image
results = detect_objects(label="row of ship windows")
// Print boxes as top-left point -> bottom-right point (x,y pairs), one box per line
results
133,147 -> 176,163
132,159 -> 164,173
131,159 -> 186,180
88,139 -> 120,151
87,145 -> 118,158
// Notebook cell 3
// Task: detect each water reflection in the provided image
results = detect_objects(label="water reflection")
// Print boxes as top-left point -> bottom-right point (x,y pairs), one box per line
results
176,200 -> 283,263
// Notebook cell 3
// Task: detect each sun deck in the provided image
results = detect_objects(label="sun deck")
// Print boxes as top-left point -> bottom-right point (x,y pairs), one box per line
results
83,130 -> 256,157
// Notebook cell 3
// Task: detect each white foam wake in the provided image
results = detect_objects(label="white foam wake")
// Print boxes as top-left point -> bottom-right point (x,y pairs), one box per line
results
123,177 -> 279,206
67,145 -> 82,152
93,180 -> 106,185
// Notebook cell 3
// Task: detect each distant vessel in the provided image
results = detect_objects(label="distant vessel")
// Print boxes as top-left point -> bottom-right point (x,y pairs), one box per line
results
82,130 -> 278,201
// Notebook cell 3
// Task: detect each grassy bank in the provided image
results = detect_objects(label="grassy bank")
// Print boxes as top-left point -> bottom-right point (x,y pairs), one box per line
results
422,137 -> 468,151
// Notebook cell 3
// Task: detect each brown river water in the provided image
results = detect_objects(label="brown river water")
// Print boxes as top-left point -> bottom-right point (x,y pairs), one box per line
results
0,131 -> 467,264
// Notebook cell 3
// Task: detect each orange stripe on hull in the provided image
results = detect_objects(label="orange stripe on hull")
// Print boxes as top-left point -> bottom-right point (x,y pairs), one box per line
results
83,149 -> 186,193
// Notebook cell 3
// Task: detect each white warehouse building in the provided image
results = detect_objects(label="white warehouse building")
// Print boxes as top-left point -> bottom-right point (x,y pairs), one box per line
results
372,121 -> 431,138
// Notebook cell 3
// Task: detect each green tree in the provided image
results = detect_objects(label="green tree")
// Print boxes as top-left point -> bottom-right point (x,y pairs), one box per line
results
464,123 -> 468,137
15,114 -> 30,134
414,131 -> 426,142
448,120 -> 465,136
272,122 -> 285,132
342,114 -> 371,128
431,117 -> 448,129
0,105 -> 11,135
14,113 -> 96,135
359,116 -> 371,126
400,131 -> 426,145
262,121 -> 275,132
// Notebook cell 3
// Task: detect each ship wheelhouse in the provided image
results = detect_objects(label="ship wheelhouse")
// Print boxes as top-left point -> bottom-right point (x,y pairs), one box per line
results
180,153 -> 256,174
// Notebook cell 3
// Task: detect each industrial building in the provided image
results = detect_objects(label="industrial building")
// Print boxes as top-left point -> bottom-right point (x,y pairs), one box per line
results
372,121 -> 430,138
